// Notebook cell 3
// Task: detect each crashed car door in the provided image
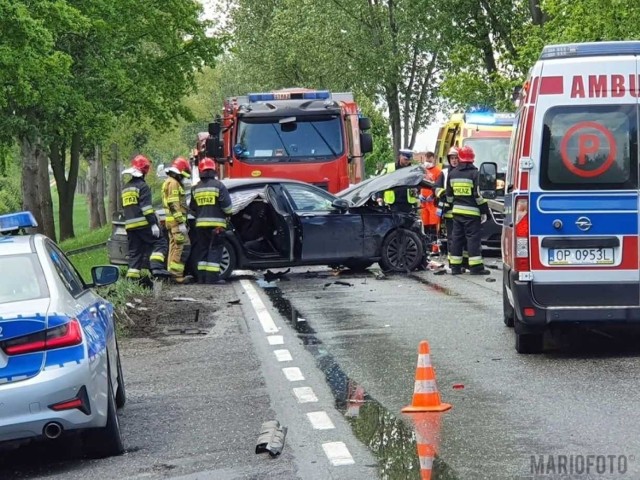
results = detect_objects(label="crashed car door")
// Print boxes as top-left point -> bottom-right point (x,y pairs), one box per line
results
283,184 -> 364,261
264,185 -> 295,261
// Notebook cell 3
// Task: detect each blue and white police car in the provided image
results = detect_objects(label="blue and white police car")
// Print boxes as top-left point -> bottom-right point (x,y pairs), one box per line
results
0,212 -> 125,457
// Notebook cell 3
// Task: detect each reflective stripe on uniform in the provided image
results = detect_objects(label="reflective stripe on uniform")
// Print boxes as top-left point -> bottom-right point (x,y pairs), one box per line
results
469,256 -> 483,266
195,217 -> 226,228
197,262 -> 220,272
125,217 -> 149,229
150,252 -> 165,262
450,255 -> 463,265
169,262 -> 185,273
126,268 -> 141,278
452,205 -> 481,216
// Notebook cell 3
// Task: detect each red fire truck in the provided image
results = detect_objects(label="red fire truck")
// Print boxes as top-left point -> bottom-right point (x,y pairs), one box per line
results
201,88 -> 373,193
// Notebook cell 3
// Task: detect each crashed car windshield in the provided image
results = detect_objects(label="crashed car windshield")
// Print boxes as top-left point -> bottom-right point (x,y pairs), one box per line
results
338,165 -> 430,206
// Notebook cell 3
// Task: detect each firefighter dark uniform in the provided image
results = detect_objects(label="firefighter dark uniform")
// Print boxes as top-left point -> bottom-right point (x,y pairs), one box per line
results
162,157 -> 192,283
435,147 -> 468,268
377,149 -> 419,213
190,158 -> 233,284
445,145 -> 490,275
121,155 -> 166,280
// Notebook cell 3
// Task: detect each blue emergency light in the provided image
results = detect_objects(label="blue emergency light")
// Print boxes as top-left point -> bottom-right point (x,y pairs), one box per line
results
247,90 -> 331,102
540,41 -> 640,60
0,211 -> 38,233
465,111 -> 515,126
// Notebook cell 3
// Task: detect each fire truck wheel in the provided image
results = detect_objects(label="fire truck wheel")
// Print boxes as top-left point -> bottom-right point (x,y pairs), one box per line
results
380,229 -> 424,272
503,282 -> 515,327
219,240 -> 237,280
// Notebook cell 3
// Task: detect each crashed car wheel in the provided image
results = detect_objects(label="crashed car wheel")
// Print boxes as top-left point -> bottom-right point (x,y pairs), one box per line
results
219,240 -> 237,280
380,228 -> 424,272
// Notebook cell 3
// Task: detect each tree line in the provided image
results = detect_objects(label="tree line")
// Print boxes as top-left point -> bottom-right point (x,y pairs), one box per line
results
2,0 -> 639,240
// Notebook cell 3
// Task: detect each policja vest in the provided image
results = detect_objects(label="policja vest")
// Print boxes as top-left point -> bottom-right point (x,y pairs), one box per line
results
380,162 -> 419,206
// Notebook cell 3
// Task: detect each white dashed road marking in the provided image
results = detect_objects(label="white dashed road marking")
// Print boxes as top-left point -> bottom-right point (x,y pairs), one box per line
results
293,386 -> 319,403
282,367 -> 305,382
274,349 -> 293,362
240,280 -> 278,334
322,442 -> 355,466
307,411 -> 335,430
267,335 -> 284,345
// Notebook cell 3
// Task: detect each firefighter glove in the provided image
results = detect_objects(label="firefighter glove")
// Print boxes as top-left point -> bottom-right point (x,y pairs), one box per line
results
178,223 -> 188,237
481,214 -> 488,224
151,224 -> 160,238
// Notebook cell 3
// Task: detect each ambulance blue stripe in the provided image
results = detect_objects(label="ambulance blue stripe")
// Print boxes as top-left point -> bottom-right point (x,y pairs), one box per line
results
530,212 -> 638,235
538,194 -> 637,212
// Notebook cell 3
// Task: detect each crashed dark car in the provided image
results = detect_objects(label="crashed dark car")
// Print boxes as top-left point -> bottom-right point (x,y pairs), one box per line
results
107,166 -> 432,278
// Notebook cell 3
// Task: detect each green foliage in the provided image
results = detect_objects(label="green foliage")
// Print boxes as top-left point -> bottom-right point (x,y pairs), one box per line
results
0,145 -> 22,214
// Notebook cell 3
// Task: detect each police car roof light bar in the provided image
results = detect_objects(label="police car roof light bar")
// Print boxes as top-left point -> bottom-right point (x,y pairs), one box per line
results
0,211 -> 38,233
540,41 -> 640,60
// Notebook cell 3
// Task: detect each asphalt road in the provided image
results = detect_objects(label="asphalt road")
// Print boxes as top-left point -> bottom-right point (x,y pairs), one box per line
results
3,261 -> 640,479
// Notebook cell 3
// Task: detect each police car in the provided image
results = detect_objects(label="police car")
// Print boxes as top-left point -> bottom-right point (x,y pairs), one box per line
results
0,212 -> 125,457
495,41 -> 640,353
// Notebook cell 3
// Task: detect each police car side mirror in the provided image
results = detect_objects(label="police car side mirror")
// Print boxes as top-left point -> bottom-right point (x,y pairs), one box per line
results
90,265 -> 119,288
479,162 -> 498,192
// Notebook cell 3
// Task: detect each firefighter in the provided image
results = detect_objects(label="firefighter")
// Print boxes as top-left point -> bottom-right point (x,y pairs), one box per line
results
445,145 -> 490,275
163,157 -> 193,284
376,148 -> 419,213
121,155 -> 168,281
190,158 -> 233,284
419,151 -> 441,239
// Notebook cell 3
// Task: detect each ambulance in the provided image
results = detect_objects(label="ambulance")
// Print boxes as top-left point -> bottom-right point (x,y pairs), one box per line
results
496,41 -> 640,353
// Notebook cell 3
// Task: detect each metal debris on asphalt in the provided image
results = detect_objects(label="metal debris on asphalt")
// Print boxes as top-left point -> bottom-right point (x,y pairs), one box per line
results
485,278 -> 497,283
227,299 -> 242,305
255,420 -> 288,457
171,297 -> 198,302
264,268 -> 291,282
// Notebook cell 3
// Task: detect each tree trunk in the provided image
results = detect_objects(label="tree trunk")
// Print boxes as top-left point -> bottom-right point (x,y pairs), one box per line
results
529,0 -> 546,25
87,146 -> 100,229
20,136 -> 49,237
96,145 -> 107,226
51,132 -> 81,241
385,83 -> 402,154
108,142 -> 122,219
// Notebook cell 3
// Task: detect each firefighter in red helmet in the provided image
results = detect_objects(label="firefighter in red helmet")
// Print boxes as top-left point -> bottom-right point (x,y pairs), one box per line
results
162,156 -> 193,284
121,155 -> 168,281
190,158 -> 233,284
445,145 -> 490,275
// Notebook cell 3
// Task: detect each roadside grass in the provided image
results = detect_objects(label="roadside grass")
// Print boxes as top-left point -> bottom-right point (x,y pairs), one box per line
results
54,190 -> 147,336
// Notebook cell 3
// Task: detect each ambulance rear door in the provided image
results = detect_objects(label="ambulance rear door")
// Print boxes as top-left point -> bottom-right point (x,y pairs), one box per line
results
528,54 -> 640,309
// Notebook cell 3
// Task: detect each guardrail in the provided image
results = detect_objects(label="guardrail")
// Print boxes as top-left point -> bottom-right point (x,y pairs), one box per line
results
65,242 -> 108,257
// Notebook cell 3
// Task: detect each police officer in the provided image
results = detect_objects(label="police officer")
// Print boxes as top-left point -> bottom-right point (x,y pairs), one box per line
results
163,157 -> 193,284
190,158 -> 233,284
121,155 -> 167,281
445,145 -> 490,275
376,148 -> 419,213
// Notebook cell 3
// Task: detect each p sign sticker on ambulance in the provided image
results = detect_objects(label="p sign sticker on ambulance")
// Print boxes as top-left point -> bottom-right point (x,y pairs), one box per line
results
559,122 -> 617,178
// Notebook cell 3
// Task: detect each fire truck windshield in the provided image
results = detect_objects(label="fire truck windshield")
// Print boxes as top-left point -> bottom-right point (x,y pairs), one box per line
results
462,137 -> 510,174
235,115 -> 344,163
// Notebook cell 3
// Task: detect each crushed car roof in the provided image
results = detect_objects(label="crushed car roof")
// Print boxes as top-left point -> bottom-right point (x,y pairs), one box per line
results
338,165 -> 431,207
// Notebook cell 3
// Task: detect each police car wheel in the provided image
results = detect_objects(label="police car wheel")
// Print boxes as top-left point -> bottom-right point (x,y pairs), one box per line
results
515,332 -> 543,354
219,240 -> 237,280
380,229 -> 424,272
502,283 -> 515,328
84,360 -> 125,458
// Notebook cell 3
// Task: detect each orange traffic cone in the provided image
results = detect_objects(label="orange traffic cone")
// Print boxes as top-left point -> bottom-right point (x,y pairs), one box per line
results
402,341 -> 452,412
431,242 -> 440,254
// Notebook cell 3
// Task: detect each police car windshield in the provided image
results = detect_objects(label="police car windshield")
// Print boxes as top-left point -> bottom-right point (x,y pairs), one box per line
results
0,254 -> 48,304
462,138 -> 510,174
236,116 -> 344,163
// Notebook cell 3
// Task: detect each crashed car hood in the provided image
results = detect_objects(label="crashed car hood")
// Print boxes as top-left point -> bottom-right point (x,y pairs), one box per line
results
338,165 -> 431,207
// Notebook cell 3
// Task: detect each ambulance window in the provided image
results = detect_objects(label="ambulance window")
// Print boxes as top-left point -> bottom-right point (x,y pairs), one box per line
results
540,105 -> 638,190
505,110 -> 521,190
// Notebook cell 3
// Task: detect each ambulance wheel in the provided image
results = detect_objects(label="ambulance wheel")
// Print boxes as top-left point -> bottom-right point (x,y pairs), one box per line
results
380,229 -> 424,272
515,331 -> 543,354
503,282 -> 515,328
219,241 -> 237,280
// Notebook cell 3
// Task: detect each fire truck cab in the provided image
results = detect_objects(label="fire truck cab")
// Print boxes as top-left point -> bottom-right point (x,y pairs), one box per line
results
496,41 -> 640,353
204,88 -> 373,193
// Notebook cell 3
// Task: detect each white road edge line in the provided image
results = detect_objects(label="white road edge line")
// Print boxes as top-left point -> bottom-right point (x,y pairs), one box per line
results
307,411 -> 335,430
322,442 -> 355,466
267,335 -> 284,345
293,387 -> 318,403
274,349 -> 293,362
240,279 -> 279,334
282,367 -> 305,382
